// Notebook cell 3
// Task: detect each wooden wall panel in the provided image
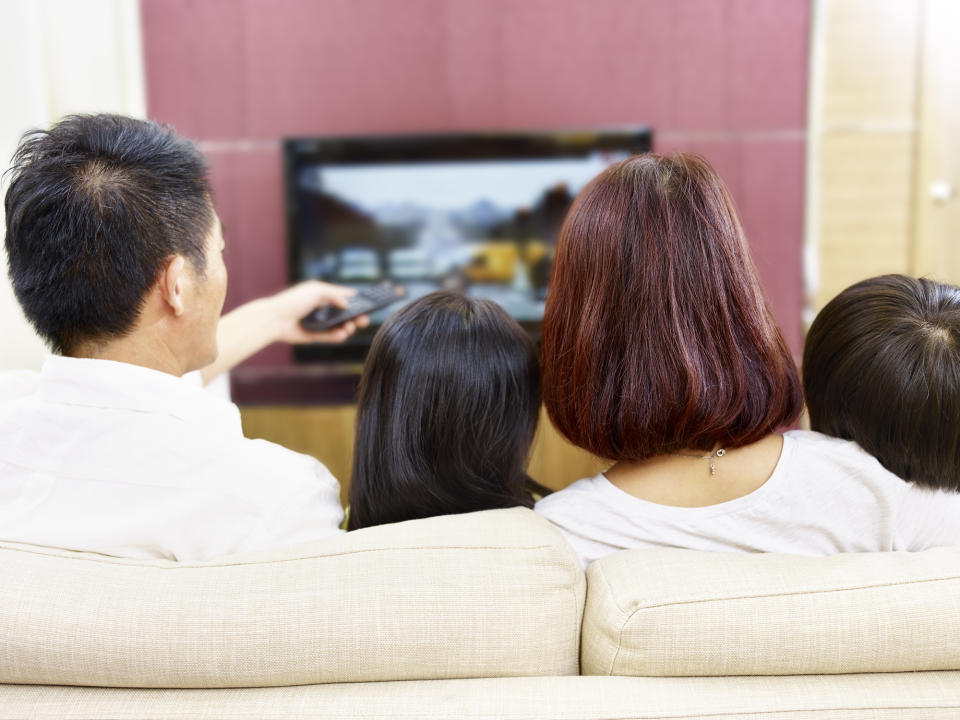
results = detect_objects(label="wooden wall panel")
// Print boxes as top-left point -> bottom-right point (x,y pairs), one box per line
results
527,410 -> 608,492
815,132 -> 915,307
820,0 -> 919,127
809,0 -> 921,310
812,0 -> 960,308
911,0 -> 960,284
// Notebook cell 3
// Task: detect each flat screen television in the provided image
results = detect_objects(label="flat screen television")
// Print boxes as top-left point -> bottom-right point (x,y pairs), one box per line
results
286,127 -> 652,363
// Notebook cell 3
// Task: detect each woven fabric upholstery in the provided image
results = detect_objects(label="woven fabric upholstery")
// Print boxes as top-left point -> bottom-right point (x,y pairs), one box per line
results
582,547 -> 960,676
0,507 -> 584,688
4,673 -> 960,719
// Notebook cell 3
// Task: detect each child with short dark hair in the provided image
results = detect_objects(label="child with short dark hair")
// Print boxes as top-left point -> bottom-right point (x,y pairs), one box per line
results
803,274 -> 960,491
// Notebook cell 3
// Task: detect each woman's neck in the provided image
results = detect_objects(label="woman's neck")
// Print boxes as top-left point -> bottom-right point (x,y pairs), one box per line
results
604,434 -> 784,507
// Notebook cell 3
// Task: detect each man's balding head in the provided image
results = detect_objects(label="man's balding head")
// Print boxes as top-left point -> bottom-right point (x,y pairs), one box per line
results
4,114 -> 214,354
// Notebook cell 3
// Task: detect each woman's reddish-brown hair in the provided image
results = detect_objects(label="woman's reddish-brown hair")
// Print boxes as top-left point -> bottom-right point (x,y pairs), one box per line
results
541,152 -> 802,460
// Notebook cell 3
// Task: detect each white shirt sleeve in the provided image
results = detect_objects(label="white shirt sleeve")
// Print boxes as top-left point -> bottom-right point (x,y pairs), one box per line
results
896,484 -> 960,550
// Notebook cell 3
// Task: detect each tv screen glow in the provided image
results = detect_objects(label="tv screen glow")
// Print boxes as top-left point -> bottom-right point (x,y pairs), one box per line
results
286,129 -> 652,362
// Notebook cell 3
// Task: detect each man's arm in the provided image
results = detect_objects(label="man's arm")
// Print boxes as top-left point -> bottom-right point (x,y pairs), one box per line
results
202,281 -> 370,384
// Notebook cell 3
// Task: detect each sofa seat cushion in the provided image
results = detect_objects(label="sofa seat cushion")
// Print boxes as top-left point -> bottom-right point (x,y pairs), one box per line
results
0,507 -> 584,688
4,673 -> 960,720
582,547 -> 960,676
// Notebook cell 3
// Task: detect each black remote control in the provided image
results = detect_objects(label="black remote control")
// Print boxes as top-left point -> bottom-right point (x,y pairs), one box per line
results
300,281 -> 407,332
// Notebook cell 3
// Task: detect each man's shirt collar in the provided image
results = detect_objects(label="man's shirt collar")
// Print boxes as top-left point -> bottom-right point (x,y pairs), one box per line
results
38,356 -> 241,432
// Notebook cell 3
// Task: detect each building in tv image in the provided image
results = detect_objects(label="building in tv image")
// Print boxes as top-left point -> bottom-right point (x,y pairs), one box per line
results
285,130 -> 651,360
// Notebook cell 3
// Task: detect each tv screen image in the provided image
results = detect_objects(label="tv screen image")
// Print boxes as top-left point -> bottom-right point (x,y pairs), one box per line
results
286,129 -> 652,362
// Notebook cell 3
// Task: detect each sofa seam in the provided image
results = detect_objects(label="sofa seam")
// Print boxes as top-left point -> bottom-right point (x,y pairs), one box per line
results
537,708 -> 960,720
506,707 -> 960,720
589,707 -> 960,720
566,554 -> 582,675
0,542 -> 565,569
591,563 -> 627,676
617,574 -> 960,613
4,688 -> 955,720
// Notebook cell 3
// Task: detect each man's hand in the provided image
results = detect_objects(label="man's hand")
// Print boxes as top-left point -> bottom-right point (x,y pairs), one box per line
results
269,280 -> 371,345
203,281 -> 371,383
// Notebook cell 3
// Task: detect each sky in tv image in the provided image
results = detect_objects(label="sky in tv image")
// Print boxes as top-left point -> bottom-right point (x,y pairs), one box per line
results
305,155 -> 619,214
296,153 -> 629,322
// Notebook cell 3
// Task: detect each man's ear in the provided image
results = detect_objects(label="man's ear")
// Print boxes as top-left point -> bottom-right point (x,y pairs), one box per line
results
159,255 -> 187,317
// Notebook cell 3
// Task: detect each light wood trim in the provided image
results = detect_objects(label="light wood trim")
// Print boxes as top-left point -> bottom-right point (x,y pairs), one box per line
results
820,0 -> 920,129
815,131 -> 916,308
808,0 -> 923,313
527,408 -> 609,492
910,0 -> 960,283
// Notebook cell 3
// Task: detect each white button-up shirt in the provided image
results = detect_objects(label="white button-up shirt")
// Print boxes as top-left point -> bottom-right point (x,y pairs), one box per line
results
0,356 -> 344,560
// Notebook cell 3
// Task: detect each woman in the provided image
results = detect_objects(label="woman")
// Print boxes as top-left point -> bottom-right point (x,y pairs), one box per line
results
534,153 -> 960,567
348,290 -> 545,530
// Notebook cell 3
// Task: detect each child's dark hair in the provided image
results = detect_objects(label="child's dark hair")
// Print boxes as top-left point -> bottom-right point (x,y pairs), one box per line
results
348,291 -> 543,530
803,274 -> 960,491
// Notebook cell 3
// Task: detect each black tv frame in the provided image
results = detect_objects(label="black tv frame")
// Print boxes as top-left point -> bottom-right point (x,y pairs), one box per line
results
284,126 -> 653,364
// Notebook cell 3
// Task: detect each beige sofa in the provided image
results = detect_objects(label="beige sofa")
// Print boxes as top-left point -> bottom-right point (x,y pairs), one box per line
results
2,507 -> 960,719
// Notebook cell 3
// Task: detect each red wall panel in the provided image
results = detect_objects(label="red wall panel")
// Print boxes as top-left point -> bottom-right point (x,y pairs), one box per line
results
141,0 -> 809,364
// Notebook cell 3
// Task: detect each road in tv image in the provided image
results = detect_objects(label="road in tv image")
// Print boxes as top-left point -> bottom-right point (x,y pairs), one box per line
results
297,155 -> 626,322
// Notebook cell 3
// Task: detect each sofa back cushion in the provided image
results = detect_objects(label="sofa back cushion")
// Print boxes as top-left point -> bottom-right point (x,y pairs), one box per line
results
0,507 -> 584,688
582,547 -> 960,676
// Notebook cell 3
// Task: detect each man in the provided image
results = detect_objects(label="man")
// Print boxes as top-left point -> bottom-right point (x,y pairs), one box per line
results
0,114 -> 366,560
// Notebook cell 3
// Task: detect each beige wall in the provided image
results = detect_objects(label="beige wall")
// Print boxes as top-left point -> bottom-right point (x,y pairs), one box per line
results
808,0 -> 960,314
0,0 -> 145,370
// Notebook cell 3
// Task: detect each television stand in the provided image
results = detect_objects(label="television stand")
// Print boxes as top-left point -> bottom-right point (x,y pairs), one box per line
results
230,363 -> 362,405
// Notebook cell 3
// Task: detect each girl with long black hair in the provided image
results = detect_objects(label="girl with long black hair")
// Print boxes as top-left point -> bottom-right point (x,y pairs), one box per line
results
348,290 -> 546,530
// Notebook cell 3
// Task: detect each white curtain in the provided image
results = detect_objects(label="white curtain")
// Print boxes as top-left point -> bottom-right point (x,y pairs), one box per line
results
0,0 -> 145,369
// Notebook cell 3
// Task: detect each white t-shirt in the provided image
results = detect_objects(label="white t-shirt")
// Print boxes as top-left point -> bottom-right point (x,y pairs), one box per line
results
535,430 -> 960,568
0,356 -> 344,560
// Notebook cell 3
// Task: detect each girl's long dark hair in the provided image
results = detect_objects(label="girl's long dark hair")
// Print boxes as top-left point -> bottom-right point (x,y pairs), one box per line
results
348,291 -> 542,530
